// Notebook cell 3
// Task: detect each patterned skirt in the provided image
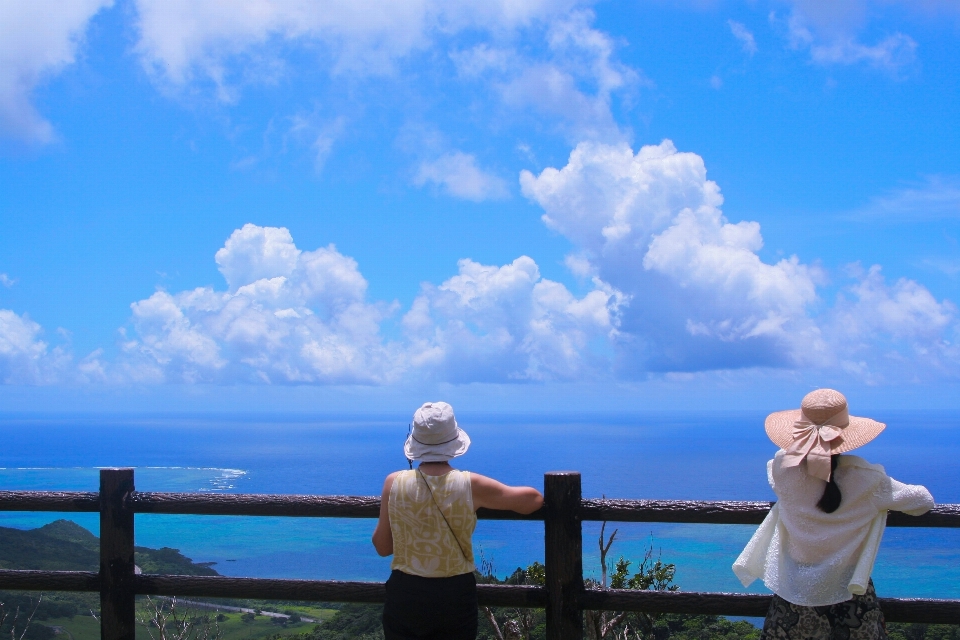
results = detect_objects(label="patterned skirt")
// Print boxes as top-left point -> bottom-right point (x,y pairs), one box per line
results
760,580 -> 887,640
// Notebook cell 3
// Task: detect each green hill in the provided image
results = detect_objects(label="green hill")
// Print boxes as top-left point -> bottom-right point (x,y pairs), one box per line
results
0,520 -> 219,576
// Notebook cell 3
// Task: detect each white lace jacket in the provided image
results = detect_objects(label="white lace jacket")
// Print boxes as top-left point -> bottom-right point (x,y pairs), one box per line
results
733,451 -> 934,606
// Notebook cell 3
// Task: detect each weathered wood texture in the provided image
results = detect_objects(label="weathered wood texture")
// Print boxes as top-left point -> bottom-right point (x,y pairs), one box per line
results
581,589 -> 773,617
581,499 -> 960,527
478,584 -> 549,608
580,589 -> 960,624
133,575 -> 548,608
134,575 -> 386,603
581,499 -> 773,524
887,504 -> 960,527
1,570 -> 957,624
2,489 -> 955,527
0,491 -> 99,512
0,569 -> 99,592
100,469 -> 136,640
130,492 -> 544,520
544,472 -> 583,640
879,597 -> 960,624
130,492 -> 381,517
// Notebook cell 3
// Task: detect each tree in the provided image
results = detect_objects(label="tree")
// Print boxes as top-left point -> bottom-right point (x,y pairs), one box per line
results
135,597 -> 222,640
477,552 -> 545,640
0,593 -> 45,640
583,522 -> 679,640
477,525 -> 682,640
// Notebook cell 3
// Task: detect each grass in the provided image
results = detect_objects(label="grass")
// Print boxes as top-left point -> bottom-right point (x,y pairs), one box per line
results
43,616 -> 100,640
241,603 -> 338,623
44,608 -> 340,640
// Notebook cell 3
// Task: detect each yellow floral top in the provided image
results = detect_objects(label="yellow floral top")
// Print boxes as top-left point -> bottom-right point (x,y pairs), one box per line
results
389,469 -> 476,577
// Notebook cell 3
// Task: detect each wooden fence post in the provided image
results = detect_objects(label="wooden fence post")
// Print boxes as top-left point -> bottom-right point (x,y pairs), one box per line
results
544,472 -> 583,640
100,468 -> 135,640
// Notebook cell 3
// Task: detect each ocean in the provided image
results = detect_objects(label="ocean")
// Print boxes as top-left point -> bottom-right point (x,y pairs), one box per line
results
1,411 -> 958,602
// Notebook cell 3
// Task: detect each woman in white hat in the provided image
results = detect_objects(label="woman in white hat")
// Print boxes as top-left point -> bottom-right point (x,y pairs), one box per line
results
733,389 -> 934,639
372,401 -> 544,640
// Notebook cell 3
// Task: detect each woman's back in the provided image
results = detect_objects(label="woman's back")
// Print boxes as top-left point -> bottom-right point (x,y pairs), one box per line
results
389,469 -> 477,578
750,452 -> 933,605
371,401 -> 543,640
733,389 -> 934,640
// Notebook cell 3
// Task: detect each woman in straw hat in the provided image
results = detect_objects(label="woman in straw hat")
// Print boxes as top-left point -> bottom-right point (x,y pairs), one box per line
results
733,389 -> 934,639
372,401 -> 544,640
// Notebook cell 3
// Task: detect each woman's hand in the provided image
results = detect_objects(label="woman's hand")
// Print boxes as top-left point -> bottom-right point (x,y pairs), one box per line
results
372,472 -> 399,556
471,474 -> 544,515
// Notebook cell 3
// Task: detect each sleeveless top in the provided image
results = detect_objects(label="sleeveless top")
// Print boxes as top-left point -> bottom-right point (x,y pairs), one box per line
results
389,469 -> 477,578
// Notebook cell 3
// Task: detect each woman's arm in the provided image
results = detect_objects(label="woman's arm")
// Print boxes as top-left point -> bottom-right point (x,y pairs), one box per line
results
471,473 -> 544,514
371,472 -> 399,556
883,476 -> 934,515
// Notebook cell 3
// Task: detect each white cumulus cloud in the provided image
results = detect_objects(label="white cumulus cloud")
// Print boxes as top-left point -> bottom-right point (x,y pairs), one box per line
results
0,0 -> 112,143
122,224 -> 624,385
124,224 -> 399,384
0,309 -> 69,384
403,256 -> 623,382
521,140 -> 825,373
829,265 -> 959,380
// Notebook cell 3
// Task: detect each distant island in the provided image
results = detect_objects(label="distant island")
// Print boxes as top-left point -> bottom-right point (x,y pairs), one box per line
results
0,520 -> 334,640
0,519 -> 220,576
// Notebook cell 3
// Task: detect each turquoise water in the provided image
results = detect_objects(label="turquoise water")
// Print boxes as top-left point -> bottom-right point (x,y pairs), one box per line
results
1,411 -> 958,600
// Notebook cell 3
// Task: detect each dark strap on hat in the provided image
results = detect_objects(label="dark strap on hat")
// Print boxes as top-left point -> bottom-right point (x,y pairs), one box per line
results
411,433 -> 460,446
417,469 -> 469,562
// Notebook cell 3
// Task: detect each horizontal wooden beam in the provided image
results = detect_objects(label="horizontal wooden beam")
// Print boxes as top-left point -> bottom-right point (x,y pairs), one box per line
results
887,505 -> 960,528
879,597 -> 960,625
581,499 -> 773,525
133,575 -> 547,608
2,571 -> 956,623
135,575 -> 385,603
2,490 -> 958,527
581,589 -> 771,617
129,492 -> 543,520
0,491 -> 99,513
130,493 -> 382,518
580,499 -> 960,527
0,569 -> 100,592
580,588 -> 960,625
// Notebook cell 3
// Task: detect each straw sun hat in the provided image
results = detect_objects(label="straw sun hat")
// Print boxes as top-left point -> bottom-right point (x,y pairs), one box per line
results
765,389 -> 885,481
404,401 -> 471,462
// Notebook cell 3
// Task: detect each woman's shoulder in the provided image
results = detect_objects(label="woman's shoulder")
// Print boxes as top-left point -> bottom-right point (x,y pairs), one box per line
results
837,454 -> 887,476
386,469 -> 413,486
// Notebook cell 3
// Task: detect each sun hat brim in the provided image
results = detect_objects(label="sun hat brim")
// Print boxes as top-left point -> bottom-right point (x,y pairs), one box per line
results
404,427 -> 471,462
764,409 -> 885,454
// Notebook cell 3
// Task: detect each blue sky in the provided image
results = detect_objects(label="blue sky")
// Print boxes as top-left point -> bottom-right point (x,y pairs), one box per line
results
1,0 -> 959,412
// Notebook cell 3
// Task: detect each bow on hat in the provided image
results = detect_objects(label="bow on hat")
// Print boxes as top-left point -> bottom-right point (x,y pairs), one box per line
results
781,408 -> 848,481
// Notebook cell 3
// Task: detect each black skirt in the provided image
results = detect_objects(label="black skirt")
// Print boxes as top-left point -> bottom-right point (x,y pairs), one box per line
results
382,569 -> 478,640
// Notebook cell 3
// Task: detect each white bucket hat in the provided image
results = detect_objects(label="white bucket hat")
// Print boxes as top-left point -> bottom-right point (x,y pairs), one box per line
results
404,401 -> 471,462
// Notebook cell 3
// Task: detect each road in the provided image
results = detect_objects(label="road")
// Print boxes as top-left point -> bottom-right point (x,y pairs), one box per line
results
153,598 -> 318,624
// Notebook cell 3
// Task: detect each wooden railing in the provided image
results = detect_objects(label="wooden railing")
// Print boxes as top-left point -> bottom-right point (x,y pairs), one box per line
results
2,469 -> 959,640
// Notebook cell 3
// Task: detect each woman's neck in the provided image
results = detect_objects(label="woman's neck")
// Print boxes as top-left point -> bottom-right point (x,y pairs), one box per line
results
418,461 -> 453,476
